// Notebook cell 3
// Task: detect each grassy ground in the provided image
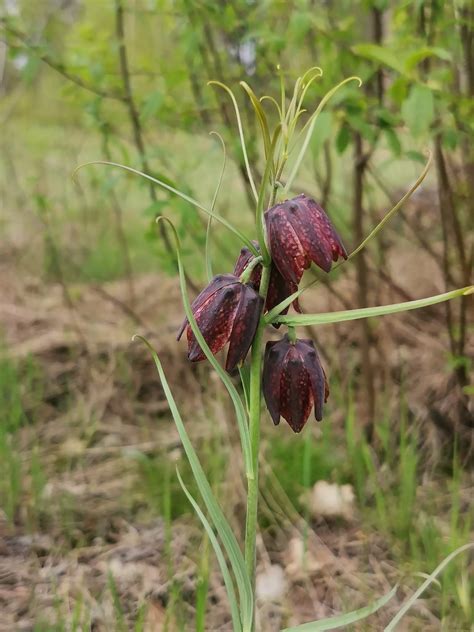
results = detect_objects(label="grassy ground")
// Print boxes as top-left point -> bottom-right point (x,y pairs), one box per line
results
1,116 -> 473,630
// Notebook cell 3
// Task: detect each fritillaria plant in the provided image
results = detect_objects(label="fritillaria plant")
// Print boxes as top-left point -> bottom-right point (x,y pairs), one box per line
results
75,68 -> 472,632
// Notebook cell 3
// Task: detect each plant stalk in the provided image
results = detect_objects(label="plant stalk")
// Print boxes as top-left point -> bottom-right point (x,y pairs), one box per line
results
244,265 -> 271,609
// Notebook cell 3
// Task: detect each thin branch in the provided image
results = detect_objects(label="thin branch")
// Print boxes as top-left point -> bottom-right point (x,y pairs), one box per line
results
113,0 -> 197,291
365,162 -> 456,286
0,19 -> 125,102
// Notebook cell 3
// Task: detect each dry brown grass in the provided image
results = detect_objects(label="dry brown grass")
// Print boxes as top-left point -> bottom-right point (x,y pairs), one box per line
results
0,242 -> 472,629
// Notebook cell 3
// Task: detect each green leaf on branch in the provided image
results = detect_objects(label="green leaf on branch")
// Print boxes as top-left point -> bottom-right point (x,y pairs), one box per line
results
335,124 -> 351,154
405,150 -> 427,164
402,85 -> 434,137
352,43 -> 406,75
384,127 -> 402,156
272,287 -> 473,327
403,46 -> 451,72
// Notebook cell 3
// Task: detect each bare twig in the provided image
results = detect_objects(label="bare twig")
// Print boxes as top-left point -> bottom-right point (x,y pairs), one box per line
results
101,132 -> 136,306
0,19 -> 125,102
353,132 -> 376,434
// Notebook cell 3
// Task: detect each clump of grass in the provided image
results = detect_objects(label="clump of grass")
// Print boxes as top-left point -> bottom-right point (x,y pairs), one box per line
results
0,350 -> 46,526
343,380 -> 473,628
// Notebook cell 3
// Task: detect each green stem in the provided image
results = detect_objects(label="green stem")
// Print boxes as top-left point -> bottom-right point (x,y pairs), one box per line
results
239,255 -> 263,284
244,265 -> 271,608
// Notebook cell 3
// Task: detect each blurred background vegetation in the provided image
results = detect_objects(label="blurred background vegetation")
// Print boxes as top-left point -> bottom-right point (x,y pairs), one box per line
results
0,1 -> 472,630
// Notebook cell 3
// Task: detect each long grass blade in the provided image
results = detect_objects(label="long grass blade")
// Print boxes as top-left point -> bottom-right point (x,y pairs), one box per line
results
73,160 -> 258,255
176,468 -> 242,631
384,543 -> 474,631
272,286 -> 473,327
133,335 -> 254,631
283,584 -> 398,631
255,125 -> 281,264
208,81 -> 258,202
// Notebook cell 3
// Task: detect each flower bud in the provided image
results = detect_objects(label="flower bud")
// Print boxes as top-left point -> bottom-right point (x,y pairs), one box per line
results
262,335 -> 329,432
233,242 -> 301,327
177,274 -> 264,372
265,194 -> 347,284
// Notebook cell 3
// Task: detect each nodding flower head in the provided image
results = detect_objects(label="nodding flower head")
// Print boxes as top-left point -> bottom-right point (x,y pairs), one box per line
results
262,335 -> 329,433
177,274 -> 263,372
265,194 -> 347,284
233,242 -> 301,327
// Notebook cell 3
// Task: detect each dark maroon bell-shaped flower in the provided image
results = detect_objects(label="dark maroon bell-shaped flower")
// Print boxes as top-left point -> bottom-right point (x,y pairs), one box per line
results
265,193 -> 347,284
262,335 -> 329,433
233,242 -> 301,326
177,274 -> 263,372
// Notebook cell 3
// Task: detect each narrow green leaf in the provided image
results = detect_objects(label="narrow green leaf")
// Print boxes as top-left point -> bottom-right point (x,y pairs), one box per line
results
133,336 -> 253,631
285,76 -> 303,133
107,571 -> 127,632
208,81 -> 258,202
284,76 -> 362,194
278,64 -> 286,120
238,365 -> 251,413
260,94 -> 282,119
159,218 -> 253,479
206,132 -> 227,281
348,152 -> 432,260
385,543 -> 474,632
176,469 -> 242,632
294,67 -> 324,121
273,287 -> 473,327
73,160 -> 258,256
255,125 -> 281,264
240,81 -> 271,161
283,584 -> 398,631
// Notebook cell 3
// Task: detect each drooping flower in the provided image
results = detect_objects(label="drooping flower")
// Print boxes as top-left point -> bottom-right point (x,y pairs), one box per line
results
262,335 -> 329,432
233,242 -> 301,326
177,274 -> 263,372
265,194 -> 347,284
